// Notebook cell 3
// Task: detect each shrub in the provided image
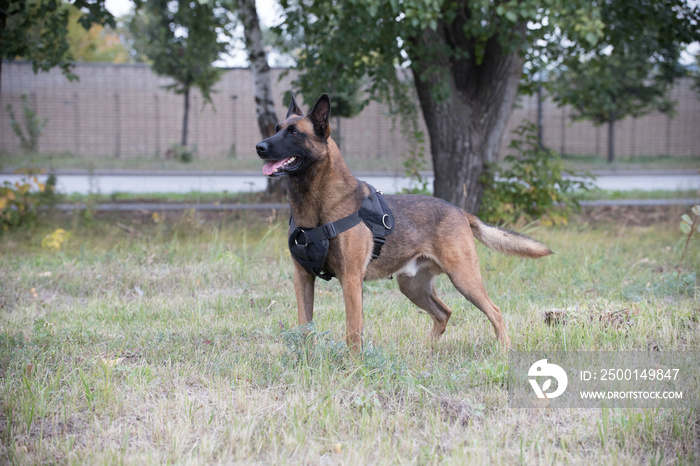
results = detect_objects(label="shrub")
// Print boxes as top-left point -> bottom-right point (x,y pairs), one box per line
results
479,121 -> 595,226
41,228 -> 70,251
0,171 -> 57,230
5,94 -> 48,153
168,143 -> 196,163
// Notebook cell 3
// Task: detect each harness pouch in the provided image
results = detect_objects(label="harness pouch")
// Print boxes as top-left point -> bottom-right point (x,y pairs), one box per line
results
288,184 -> 394,280
288,233 -> 332,280
288,215 -> 360,281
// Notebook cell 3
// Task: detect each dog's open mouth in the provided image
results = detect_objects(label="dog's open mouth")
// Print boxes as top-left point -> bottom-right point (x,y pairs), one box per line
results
262,156 -> 301,176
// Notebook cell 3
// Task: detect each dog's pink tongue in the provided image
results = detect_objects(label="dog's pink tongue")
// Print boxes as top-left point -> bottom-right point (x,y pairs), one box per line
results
262,159 -> 287,176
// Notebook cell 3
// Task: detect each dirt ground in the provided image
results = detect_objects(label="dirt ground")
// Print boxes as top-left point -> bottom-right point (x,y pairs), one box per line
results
577,204 -> 693,226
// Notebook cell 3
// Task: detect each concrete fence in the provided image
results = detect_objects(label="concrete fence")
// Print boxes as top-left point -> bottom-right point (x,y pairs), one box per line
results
1,61 -> 698,164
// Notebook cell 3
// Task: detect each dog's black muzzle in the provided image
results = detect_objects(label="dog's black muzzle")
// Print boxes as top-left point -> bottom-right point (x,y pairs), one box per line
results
255,140 -> 270,158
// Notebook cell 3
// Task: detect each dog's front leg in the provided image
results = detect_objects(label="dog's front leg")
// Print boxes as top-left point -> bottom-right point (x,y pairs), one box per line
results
340,274 -> 364,353
293,262 -> 315,325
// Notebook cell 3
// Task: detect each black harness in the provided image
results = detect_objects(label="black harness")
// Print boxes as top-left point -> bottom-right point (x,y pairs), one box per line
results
288,184 -> 395,281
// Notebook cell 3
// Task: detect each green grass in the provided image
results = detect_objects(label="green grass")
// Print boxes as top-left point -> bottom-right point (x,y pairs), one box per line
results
561,153 -> 700,171
28,187 -> 700,207
57,190 -> 279,205
4,151 -> 699,174
577,189 -> 699,201
1,151 -> 268,172
0,151 -> 408,174
1,211 -> 698,463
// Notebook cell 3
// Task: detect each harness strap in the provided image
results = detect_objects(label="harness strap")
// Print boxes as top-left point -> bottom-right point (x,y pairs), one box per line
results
288,184 -> 394,281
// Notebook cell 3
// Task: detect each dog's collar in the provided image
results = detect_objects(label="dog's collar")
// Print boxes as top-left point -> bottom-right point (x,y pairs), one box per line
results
288,184 -> 395,281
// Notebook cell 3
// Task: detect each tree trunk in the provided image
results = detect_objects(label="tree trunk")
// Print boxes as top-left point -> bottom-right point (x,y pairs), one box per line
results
335,115 -> 342,148
237,0 -> 285,196
182,86 -> 190,147
410,24 -> 526,213
607,117 -> 615,164
537,83 -> 544,149
0,7 -> 5,98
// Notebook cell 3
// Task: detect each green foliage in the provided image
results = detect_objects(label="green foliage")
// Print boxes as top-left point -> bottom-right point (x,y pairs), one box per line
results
65,5 -> 132,63
0,0 -> 114,82
5,94 -> 48,153
0,172 -> 57,230
274,0 -> 606,211
479,121 -> 594,226
275,0 -> 699,210
129,0 -> 230,104
129,0 -> 231,147
276,0 -> 604,110
547,0 -> 700,125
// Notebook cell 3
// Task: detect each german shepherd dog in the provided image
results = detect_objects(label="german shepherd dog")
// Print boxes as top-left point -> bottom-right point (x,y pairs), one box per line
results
256,93 -> 552,352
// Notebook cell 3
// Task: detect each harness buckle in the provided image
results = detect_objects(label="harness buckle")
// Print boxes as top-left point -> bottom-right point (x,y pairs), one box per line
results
322,222 -> 337,239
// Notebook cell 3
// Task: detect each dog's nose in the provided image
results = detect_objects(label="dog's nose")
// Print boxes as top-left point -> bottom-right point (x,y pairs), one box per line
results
255,142 -> 268,155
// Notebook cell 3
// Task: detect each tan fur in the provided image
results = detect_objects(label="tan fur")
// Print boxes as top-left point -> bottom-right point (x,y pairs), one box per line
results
256,94 -> 553,352
465,213 -> 553,258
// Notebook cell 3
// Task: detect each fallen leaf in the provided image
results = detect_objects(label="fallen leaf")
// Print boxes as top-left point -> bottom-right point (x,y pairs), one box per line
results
101,357 -> 125,367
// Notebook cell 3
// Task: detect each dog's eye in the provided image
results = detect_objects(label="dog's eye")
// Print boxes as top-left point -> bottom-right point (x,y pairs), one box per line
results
290,129 -> 299,136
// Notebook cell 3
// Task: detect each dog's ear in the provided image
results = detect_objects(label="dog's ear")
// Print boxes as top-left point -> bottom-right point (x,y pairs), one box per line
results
308,94 -> 331,139
286,92 -> 303,118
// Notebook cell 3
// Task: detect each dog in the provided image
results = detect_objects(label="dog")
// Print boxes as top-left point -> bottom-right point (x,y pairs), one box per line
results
255,93 -> 552,352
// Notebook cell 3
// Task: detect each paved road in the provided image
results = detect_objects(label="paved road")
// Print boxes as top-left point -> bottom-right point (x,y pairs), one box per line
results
1,169 -> 699,194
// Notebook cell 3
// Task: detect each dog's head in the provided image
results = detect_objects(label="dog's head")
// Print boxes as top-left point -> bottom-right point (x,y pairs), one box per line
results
256,93 -> 332,178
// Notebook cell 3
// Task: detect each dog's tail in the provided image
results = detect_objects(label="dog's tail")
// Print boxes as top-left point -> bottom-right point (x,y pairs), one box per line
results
465,213 -> 553,258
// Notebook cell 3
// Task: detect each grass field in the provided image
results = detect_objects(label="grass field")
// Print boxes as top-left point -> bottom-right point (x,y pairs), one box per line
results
1,209 -> 698,464
49,188 -> 698,206
560,153 -> 700,171
0,152 -> 405,174
2,151 -> 700,173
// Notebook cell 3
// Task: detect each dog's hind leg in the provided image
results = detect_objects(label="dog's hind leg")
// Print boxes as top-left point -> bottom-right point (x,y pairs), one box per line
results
397,267 -> 453,338
444,264 -> 511,349
432,231 -> 511,348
